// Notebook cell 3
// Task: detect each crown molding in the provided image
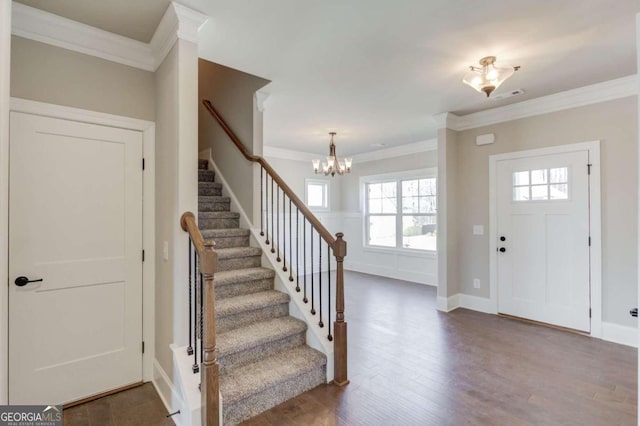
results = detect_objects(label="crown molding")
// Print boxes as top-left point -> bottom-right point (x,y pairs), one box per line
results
452,75 -> 638,131
430,112 -> 460,130
264,138 -> 437,164
255,91 -> 270,112
151,2 -> 208,69
11,2 -> 155,71
353,139 -> 437,163
11,1 -> 208,72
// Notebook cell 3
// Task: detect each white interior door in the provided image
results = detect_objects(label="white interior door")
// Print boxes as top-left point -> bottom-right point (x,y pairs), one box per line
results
9,112 -> 143,405
496,150 -> 590,332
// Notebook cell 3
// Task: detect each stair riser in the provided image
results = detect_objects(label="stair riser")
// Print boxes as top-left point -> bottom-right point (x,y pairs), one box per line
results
199,200 -> 230,212
218,255 -> 261,272
223,366 -> 326,426
209,235 -> 250,249
218,333 -> 305,375
216,278 -> 274,300
198,185 -> 222,196
198,170 -> 215,182
198,159 -> 209,170
199,217 -> 239,229
216,303 -> 289,333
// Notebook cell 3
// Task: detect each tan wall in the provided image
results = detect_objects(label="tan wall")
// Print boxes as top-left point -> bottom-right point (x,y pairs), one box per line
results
199,59 -> 269,217
10,36 -> 155,121
454,96 -> 638,326
154,43 -> 179,380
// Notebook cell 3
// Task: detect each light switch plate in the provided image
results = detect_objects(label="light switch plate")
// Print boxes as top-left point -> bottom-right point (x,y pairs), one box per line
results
473,225 -> 484,235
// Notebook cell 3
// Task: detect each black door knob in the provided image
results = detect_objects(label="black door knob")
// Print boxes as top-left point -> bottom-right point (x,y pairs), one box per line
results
500,236 -> 506,241
14,276 -> 43,287
499,247 -> 506,253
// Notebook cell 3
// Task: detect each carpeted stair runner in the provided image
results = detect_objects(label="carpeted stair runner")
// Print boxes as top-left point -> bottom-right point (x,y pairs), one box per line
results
197,159 -> 326,425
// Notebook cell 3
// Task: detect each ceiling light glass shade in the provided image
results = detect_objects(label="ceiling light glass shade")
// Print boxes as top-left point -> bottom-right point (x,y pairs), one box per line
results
463,56 -> 520,97
312,132 -> 352,177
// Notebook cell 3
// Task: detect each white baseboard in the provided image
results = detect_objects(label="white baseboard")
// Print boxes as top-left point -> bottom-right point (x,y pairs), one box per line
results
458,294 -> 496,314
344,260 -> 436,286
601,322 -> 638,348
152,359 -> 185,426
436,294 -> 459,312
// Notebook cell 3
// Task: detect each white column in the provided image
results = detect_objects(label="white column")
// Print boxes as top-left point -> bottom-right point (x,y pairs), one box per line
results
0,0 -> 11,405
433,113 -> 460,312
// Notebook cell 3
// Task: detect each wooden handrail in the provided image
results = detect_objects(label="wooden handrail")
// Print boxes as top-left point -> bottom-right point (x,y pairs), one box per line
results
203,99 -> 336,247
202,98 -> 348,389
180,211 -> 220,426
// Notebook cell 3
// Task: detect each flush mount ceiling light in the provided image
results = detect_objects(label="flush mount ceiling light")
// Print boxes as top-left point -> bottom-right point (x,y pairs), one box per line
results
312,132 -> 352,177
463,56 -> 520,97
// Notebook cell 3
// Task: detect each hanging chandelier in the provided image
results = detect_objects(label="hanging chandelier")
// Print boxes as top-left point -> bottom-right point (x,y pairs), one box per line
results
312,132 -> 352,177
462,56 -> 520,97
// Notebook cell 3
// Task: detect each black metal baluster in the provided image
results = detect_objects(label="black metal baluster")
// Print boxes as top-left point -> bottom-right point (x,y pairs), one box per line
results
199,272 -> 204,366
319,234 -> 323,327
192,251 -> 199,373
296,208 -> 300,292
328,242 -> 333,341
289,199 -> 294,281
311,228 -> 315,315
265,174 -> 270,245
270,177 -> 275,253
303,218 -> 308,303
187,239 -> 194,356
260,167 -> 264,236
282,192 -> 287,271
276,187 -> 281,262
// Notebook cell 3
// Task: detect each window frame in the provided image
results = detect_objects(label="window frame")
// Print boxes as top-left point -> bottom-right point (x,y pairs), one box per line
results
362,168 -> 437,253
305,178 -> 330,211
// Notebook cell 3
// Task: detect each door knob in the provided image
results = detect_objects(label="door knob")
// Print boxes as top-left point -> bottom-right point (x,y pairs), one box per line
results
500,236 -> 506,241
499,247 -> 506,253
14,276 -> 43,287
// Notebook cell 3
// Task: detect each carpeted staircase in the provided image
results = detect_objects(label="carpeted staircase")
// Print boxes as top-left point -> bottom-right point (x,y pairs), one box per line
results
197,159 -> 327,425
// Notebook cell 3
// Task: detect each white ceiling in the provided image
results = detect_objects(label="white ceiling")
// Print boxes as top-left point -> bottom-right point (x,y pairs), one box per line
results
15,0 -> 640,155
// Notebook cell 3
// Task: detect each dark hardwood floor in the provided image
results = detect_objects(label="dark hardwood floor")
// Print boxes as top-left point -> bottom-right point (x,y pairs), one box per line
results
63,383 -> 175,426
243,271 -> 638,425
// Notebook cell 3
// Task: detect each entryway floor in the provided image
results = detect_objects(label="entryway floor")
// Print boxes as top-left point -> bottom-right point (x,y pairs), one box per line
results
243,271 -> 637,425
63,383 -> 175,426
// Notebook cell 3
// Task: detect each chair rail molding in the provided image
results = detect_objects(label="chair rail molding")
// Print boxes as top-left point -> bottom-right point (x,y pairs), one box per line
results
11,1 -> 208,72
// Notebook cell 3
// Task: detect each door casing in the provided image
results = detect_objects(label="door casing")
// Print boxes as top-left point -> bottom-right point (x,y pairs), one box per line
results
3,98 -> 156,400
489,141 -> 602,337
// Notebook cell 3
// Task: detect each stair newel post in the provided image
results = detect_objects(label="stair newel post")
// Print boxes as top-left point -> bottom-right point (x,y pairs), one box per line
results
200,240 -> 220,426
333,233 -> 349,386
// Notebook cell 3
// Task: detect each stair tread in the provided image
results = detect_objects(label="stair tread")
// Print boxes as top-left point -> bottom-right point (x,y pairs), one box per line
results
214,267 -> 275,286
199,182 -> 222,188
217,290 -> 289,318
220,345 -> 326,405
199,195 -> 231,202
199,211 -> 240,219
217,316 -> 306,358
201,228 -> 250,238
216,246 -> 262,259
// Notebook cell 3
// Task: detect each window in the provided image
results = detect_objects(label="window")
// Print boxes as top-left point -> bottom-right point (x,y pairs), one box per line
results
513,167 -> 568,201
305,179 -> 329,210
364,175 -> 436,251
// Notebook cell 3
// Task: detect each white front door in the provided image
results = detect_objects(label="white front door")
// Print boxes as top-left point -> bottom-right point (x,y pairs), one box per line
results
496,149 -> 591,332
9,112 -> 143,405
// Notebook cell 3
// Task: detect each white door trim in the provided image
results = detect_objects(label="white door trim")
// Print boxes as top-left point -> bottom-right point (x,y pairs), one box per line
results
0,0 -> 11,406
4,98 -> 156,388
489,141 -> 602,337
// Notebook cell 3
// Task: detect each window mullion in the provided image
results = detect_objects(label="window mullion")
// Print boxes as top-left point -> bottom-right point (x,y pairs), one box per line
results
396,180 -> 402,249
